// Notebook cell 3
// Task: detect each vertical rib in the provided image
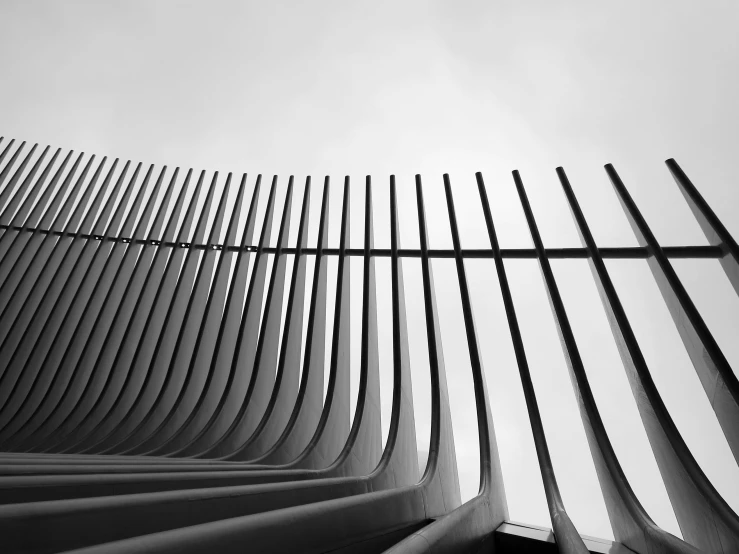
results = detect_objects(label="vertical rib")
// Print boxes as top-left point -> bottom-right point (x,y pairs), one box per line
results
217,176 -> 294,459
0,144 -> 46,226
239,175 -> 312,458
193,176 -> 278,457
560,167 -> 737,552
196,176 -> 290,458
144,172 -> 249,456
69,168 -> 203,453
0,155 -> 101,339
665,159 -> 739,296
0,150 -> 77,290
294,176 -> 351,470
0,164 -> 155,448
514,169 -> 698,554
20,150 -> 74,231
3,147 -> 59,233
372,174 -> 419,487
0,142 -> 33,217
48,168 -> 191,453
443,173 -> 508,515
116,173 -> 233,455
0,158 -> 122,393
169,174 -> 262,457
0,138 -> 16,182
17,166 -> 172,452
607,163 -> 739,464
0,145 -> 60,269
329,175 -> 381,477
255,176 -> 330,465
93,170 -> 219,454
0,161 -> 140,437
414,174 -> 461,514
477,171 -> 588,554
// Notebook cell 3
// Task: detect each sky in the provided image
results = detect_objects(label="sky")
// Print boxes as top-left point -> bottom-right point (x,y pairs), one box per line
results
1,0 -> 738,541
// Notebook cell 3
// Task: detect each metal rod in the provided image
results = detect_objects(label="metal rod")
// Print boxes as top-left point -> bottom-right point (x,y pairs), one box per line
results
443,173 -> 508,511
18,166 -> 172,452
70,168 -> 203,454
0,150 -> 76,291
0,161 -> 140,439
119,172 -> 233,456
0,163 -> 155,449
330,174 -> 381,475
238,175 -> 311,459
379,174 -> 419,485
514,168 -> 698,554
96,170 -> 220,455
255,176 -> 330,465
558,166 -> 738,552
193,175 -> 277,458
0,142 -> 34,219
607,163 -> 739,464
665,158 -> 739,296
476,171 -> 588,554
0,227 -> 721,261
169,173 -> 261,457
216,176 -> 294,459
414,174 -> 461,512
47,167 -> 191,453
0,144 -> 47,227
294,175 -> 351,469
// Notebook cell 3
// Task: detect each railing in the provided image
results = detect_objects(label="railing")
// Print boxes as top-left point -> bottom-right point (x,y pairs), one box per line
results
0,135 -> 736,554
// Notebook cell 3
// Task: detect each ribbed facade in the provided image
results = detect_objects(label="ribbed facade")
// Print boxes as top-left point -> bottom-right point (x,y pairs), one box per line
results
0,136 -> 736,553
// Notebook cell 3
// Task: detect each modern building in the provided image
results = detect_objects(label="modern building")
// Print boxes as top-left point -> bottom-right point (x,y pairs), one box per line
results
0,136 -> 736,553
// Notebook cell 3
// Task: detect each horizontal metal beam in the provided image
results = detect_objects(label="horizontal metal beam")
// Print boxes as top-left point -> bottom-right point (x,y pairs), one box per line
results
0,225 -> 723,259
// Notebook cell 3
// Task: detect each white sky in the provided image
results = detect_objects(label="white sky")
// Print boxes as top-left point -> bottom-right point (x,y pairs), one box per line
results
1,0 -> 738,541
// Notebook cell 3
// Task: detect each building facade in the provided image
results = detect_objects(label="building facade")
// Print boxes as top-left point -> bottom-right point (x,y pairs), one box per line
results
0,136 -> 737,553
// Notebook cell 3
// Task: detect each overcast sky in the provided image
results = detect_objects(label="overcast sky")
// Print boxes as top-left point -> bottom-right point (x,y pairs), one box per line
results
1,0 -> 738,541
